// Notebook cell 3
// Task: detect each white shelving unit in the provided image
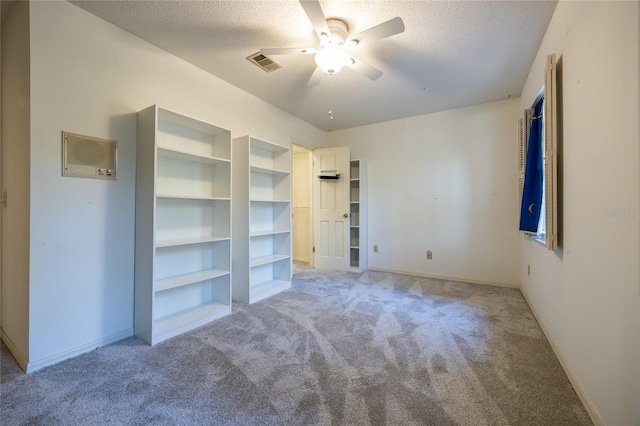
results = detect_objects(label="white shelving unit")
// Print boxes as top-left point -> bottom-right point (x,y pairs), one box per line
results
135,105 -> 232,345
232,135 -> 292,304
350,160 -> 367,272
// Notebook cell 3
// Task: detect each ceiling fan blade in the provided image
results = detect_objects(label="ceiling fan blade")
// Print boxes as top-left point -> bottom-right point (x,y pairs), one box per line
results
347,17 -> 405,46
299,0 -> 331,39
260,47 -> 317,55
347,55 -> 383,81
307,66 -> 325,87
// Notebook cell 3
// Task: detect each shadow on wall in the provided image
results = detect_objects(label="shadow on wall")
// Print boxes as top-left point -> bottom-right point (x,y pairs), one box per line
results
98,111 -> 137,336
554,56 -> 564,261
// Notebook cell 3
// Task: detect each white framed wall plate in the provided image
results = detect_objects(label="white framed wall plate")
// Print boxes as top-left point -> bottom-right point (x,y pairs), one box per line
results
62,131 -> 117,180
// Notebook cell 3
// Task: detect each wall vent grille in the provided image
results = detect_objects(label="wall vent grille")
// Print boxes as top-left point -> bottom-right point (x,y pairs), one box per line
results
247,52 -> 281,72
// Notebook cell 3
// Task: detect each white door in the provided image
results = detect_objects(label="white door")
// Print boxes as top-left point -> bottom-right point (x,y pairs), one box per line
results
313,147 -> 350,271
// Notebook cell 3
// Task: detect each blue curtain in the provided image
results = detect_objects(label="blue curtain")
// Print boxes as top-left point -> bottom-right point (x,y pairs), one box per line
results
519,96 -> 544,232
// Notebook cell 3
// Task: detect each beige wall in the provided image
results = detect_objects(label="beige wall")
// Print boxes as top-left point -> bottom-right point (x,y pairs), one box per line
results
1,0 -> 31,370
519,2 -> 639,424
292,145 -> 312,263
21,0 -> 326,371
328,98 -> 521,287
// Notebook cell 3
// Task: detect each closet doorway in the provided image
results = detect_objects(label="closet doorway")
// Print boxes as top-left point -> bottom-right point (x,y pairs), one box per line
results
291,143 -> 313,269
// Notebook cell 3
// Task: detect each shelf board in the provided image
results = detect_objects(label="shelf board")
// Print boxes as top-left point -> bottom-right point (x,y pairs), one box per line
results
250,165 -> 290,176
249,279 -> 292,304
350,225 -> 360,228
155,269 -> 230,293
154,302 -> 230,339
250,254 -> 290,268
250,138 -> 288,153
250,198 -> 291,204
158,107 -> 230,138
157,147 -> 230,165
350,178 -> 360,182
250,229 -> 291,238
157,194 -> 231,201
156,235 -> 230,248
350,246 -> 360,250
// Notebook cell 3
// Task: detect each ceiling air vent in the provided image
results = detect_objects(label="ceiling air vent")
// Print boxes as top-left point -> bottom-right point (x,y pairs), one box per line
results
247,52 -> 281,73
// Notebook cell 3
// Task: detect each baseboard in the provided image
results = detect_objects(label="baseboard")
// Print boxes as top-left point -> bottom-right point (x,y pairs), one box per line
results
1,329 -> 28,371
24,328 -> 133,373
367,267 -> 520,289
520,287 -> 604,426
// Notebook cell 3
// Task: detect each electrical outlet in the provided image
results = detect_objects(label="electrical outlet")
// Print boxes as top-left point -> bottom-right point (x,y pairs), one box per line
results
373,245 -> 378,253
426,250 -> 432,260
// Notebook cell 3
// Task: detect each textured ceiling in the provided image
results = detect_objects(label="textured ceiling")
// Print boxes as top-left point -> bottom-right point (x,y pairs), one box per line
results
71,0 -> 557,132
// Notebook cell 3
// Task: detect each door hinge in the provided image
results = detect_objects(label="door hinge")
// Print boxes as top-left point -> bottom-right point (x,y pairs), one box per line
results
313,247 -> 315,253
1,191 -> 6,207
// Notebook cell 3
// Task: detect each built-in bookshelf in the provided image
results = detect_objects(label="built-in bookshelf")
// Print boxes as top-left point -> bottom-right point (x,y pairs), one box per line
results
350,160 -> 367,272
232,136 -> 292,304
135,105 -> 232,345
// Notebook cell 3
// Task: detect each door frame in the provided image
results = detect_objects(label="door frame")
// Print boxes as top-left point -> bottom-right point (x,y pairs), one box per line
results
291,141 -> 315,269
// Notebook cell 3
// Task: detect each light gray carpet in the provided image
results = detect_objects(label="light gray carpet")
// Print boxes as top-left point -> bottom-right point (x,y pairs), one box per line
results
1,268 -> 591,425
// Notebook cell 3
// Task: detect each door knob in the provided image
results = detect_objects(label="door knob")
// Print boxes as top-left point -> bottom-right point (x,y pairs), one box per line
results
343,213 -> 349,218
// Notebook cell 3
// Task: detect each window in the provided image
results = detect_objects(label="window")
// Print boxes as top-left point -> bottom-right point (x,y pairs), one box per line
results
519,54 -> 557,250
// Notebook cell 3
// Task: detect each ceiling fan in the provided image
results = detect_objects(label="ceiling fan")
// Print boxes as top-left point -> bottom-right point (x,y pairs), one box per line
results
260,0 -> 405,86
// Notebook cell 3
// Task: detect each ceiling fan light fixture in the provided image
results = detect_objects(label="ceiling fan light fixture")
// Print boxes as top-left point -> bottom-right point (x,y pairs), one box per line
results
315,45 -> 350,75
262,1 -> 405,84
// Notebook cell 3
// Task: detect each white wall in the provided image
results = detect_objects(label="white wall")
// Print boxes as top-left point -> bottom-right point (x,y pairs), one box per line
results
1,0 -> 31,369
24,0 -> 325,371
327,99 -> 521,287
519,2 -> 639,425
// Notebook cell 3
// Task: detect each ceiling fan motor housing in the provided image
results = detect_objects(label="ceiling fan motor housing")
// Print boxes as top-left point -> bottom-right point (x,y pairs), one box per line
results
324,19 -> 349,46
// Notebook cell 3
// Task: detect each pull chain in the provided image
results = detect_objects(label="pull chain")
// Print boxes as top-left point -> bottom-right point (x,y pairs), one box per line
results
328,75 -> 334,122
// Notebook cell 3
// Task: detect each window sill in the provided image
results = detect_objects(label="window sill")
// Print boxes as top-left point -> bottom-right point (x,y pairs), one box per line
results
527,233 -> 546,246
